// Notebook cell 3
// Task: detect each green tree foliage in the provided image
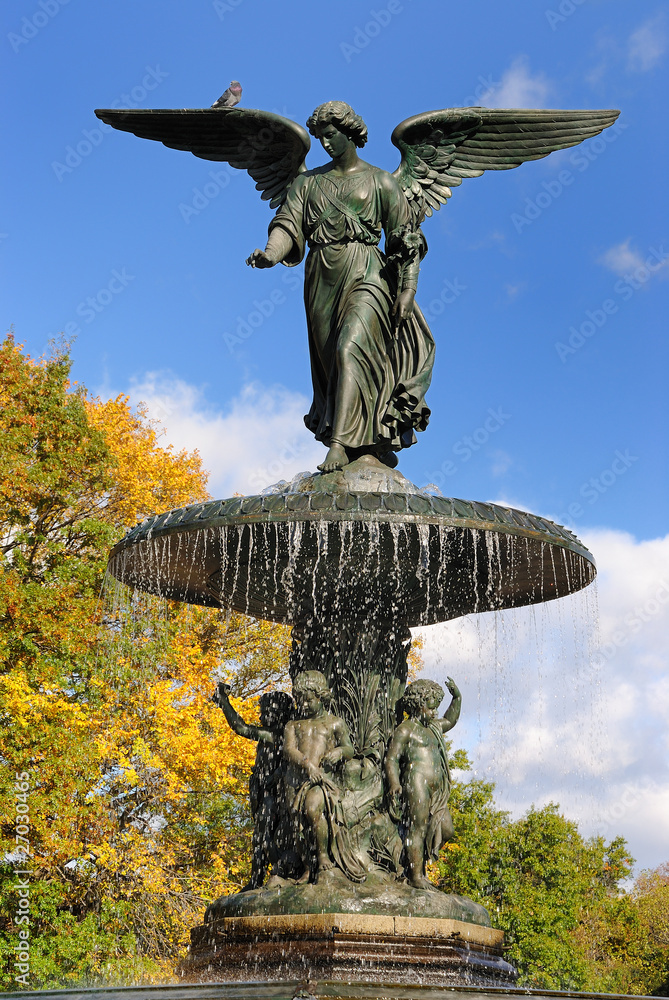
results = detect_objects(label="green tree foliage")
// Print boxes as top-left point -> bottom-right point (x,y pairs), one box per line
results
572,862 -> 669,994
437,755 -> 668,993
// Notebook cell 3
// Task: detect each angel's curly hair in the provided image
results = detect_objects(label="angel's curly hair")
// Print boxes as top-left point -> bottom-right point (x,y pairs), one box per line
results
306,101 -> 368,148
293,669 -> 333,707
401,679 -> 444,716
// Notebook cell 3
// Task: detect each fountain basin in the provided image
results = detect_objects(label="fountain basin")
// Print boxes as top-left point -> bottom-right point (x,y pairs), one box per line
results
108,459 -> 595,627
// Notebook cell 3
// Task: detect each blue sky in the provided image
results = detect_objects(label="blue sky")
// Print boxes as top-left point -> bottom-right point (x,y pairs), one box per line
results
2,0 -> 668,871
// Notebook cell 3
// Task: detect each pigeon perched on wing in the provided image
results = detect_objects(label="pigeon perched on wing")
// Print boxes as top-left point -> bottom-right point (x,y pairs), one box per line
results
211,81 -> 242,109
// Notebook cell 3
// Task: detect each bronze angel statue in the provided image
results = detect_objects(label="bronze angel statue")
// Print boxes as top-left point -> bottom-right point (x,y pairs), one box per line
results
96,100 -> 619,473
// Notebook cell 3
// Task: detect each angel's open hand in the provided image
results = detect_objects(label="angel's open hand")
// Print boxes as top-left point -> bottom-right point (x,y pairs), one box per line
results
393,288 -> 415,323
246,249 -> 275,268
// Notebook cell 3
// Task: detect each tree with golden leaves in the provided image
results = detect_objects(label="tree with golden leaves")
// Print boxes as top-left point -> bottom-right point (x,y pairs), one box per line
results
0,336 -> 292,988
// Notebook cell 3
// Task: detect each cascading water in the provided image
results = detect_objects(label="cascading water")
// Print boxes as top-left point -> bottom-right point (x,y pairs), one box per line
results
105,456 -> 597,986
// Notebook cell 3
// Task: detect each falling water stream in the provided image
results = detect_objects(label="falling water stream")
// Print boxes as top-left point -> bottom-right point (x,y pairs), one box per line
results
98,482 -> 599,987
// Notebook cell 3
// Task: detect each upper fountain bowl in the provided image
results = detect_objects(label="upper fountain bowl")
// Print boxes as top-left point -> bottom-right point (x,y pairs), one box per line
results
107,458 -> 595,627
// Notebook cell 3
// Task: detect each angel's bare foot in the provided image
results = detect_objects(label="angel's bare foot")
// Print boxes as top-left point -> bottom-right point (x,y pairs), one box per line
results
318,442 -> 348,473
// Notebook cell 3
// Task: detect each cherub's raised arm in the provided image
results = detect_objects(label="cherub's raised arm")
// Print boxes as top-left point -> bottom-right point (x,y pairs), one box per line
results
440,676 -> 462,733
212,682 -> 275,743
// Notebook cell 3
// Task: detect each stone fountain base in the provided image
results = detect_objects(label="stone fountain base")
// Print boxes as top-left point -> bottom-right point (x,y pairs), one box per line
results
182,912 -> 516,987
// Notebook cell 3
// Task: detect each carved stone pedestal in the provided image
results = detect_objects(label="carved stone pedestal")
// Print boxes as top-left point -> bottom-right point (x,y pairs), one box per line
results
183,913 -> 517,987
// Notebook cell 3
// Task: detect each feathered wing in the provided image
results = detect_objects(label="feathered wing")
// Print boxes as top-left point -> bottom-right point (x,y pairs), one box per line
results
94,107 -> 311,209
391,107 -> 621,225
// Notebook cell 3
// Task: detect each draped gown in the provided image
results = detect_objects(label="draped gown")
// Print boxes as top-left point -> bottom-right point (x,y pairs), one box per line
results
268,164 -> 435,455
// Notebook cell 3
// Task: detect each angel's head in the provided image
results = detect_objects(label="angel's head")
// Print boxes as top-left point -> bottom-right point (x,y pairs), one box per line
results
306,101 -> 368,154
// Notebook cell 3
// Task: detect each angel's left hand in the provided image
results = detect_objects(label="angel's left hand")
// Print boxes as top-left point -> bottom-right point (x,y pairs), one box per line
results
393,288 -> 415,323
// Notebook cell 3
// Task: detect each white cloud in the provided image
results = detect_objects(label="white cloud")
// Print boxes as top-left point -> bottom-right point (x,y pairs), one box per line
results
628,14 -> 667,72
504,283 -> 525,302
416,528 -> 669,872
599,238 -> 645,276
122,372 -> 324,498
598,238 -> 669,281
482,57 -> 552,109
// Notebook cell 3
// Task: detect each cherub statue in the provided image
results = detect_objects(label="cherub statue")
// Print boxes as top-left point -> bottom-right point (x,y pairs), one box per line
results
282,670 -> 366,883
212,681 -> 294,888
384,677 -> 461,890
97,102 -> 619,473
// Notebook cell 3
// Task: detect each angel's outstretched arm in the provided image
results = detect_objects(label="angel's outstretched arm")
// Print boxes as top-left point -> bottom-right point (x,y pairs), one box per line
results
246,227 -> 294,269
247,175 -> 307,270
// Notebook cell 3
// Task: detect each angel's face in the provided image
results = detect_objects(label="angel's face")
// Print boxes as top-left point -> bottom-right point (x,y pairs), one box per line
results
317,123 -> 352,159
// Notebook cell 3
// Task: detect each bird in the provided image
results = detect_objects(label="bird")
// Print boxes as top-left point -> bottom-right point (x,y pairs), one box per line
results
211,81 -> 242,109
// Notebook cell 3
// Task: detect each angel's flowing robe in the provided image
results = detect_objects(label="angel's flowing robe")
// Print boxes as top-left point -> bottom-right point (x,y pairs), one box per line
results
269,165 -> 435,454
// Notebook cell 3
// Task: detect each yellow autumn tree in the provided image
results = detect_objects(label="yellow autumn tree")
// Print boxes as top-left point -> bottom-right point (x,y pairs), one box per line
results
0,336 -> 292,989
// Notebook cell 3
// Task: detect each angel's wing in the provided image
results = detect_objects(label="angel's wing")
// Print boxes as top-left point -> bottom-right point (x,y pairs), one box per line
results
391,108 -> 620,225
94,107 -> 310,209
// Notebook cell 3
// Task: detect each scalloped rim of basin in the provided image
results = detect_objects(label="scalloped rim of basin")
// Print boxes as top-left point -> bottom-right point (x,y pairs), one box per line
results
107,490 -> 595,625
111,491 -> 592,560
